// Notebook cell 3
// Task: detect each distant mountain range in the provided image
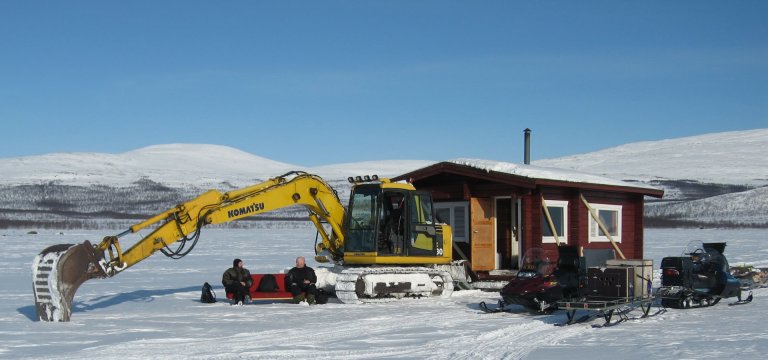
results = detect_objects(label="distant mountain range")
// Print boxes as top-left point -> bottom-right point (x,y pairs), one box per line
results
0,144 -> 434,229
534,129 -> 768,186
0,143 -> 433,187
1,129 -> 766,229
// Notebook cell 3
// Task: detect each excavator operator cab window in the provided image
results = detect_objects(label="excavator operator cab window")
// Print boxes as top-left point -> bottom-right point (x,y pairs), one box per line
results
345,186 -> 380,252
346,187 -> 443,258
378,192 -> 406,255
408,192 -> 442,256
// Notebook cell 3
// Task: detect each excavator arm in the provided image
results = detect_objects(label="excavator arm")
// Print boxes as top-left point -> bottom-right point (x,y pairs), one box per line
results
32,171 -> 346,321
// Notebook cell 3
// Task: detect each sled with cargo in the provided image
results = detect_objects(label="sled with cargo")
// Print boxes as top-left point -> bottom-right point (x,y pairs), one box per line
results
482,244 -> 660,326
555,296 -> 658,327
484,241 -> 751,326
555,256 -> 661,327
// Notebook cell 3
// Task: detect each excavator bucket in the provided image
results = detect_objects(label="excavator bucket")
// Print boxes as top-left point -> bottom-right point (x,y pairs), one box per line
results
32,241 -> 106,322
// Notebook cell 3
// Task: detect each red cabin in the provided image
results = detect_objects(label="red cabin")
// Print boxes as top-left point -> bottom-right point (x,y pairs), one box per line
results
393,160 -> 664,279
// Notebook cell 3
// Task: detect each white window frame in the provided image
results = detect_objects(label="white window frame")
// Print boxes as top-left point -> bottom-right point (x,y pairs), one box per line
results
434,201 -> 469,242
541,200 -> 568,244
588,203 -> 622,243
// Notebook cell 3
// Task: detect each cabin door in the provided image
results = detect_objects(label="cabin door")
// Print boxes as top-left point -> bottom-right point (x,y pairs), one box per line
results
470,197 -> 495,271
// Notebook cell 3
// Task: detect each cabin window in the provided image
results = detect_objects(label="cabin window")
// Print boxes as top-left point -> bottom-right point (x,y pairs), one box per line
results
434,202 -> 469,242
541,200 -> 568,244
588,204 -> 622,243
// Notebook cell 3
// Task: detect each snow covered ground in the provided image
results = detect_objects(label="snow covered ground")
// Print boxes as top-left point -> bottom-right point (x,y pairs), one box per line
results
2,225 -> 767,359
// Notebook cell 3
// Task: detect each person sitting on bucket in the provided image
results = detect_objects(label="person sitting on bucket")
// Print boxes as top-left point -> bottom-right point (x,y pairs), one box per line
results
222,258 -> 252,305
286,256 -> 318,304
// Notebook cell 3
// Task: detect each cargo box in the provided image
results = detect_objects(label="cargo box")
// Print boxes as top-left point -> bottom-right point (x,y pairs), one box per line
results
587,266 -> 635,299
605,259 -> 654,299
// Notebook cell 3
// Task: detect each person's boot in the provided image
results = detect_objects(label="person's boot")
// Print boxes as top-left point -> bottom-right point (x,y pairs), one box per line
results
306,294 -> 316,305
292,294 -> 305,304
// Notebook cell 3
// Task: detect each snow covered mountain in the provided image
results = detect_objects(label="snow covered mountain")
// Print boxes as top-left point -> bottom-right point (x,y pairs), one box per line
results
1,129 -> 766,228
0,144 -> 433,229
0,144 -> 432,187
643,186 -> 768,227
534,128 -> 768,227
534,129 -> 768,187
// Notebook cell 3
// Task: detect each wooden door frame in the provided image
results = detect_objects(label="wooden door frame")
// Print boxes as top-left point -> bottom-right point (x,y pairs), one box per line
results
494,196 -> 522,270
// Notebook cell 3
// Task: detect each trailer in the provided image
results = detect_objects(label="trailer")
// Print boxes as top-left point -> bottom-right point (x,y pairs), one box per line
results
556,297 -> 660,327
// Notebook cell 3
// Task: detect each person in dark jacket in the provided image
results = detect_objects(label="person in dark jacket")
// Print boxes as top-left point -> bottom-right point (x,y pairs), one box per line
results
285,256 -> 318,304
222,258 -> 252,305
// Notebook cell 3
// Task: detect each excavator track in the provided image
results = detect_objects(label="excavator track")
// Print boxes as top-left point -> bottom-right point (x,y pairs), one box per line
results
334,267 -> 454,304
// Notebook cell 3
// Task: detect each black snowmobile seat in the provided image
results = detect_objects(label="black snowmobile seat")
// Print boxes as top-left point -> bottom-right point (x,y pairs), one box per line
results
554,246 -> 582,297
556,246 -> 581,271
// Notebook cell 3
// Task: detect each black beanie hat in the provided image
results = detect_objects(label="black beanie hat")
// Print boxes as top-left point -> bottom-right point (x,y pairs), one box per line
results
233,258 -> 242,268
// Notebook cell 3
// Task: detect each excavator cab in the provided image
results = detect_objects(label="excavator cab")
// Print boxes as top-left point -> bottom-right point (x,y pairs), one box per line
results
342,180 -> 452,265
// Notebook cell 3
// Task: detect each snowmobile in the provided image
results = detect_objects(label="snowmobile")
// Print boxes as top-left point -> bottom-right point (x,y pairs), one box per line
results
496,245 -> 586,312
658,241 -> 749,308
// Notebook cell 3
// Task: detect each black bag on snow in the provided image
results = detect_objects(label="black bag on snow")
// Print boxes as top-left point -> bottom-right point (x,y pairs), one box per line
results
201,282 -> 217,303
257,274 -> 280,292
316,288 -> 329,304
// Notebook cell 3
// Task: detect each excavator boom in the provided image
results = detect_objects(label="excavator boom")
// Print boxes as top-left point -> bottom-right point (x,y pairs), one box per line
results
32,171 -> 345,321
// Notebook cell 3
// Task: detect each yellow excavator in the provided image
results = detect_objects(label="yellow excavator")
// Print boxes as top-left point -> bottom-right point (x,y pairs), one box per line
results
33,171 -> 457,321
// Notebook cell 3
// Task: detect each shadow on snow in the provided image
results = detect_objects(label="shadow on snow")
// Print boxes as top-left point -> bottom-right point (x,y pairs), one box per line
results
465,302 -> 569,325
17,285 -> 201,321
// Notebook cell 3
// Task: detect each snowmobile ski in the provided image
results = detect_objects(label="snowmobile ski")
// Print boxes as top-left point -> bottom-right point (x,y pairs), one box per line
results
479,300 -> 508,313
728,291 -> 753,306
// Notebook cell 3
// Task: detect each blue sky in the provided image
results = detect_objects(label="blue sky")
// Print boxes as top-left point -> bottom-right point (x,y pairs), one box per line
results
1,1 -> 766,166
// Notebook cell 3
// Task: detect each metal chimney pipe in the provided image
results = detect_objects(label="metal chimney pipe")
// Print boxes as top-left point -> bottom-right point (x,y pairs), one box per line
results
524,128 -> 531,165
